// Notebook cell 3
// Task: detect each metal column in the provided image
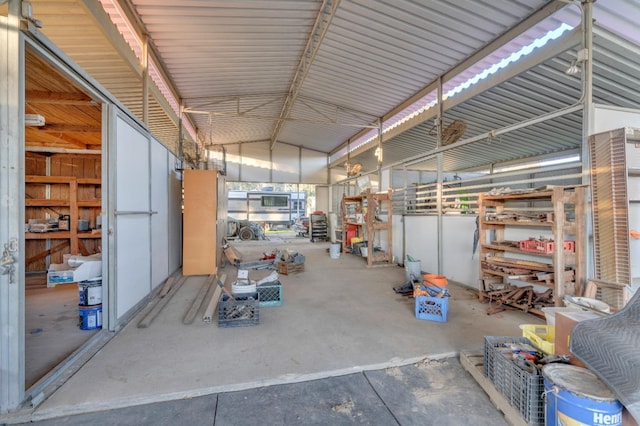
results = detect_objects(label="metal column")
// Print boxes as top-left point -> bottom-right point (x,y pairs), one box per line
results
0,1 -> 26,412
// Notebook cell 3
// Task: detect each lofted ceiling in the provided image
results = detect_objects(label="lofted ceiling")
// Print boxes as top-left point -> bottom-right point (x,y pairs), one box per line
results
5,0 -> 640,174
24,49 -> 102,152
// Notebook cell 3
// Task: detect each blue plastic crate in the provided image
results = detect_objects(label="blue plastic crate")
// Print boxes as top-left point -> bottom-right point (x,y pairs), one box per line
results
257,281 -> 283,307
415,295 -> 448,322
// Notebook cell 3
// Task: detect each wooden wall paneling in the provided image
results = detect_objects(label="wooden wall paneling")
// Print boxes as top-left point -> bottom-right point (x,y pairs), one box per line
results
24,153 -> 103,272
183,169 -> 217,276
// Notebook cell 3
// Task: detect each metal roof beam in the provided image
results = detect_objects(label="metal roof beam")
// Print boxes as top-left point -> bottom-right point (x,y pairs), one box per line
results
184,107 -> 378,129
269,0 -> 341,150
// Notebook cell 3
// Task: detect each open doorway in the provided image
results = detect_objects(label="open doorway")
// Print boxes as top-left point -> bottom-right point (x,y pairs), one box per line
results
225,182 -> 322,240
23,47 -> 104,389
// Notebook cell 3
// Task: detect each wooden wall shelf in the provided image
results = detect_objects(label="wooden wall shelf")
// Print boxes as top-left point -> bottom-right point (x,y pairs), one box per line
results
25,175 -> 101,260
478,186 -> 585,311
340,188 -> 393,268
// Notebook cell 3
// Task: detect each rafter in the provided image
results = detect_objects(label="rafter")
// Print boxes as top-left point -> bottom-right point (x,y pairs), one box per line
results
269,0 -> 341,150
26,90 -> 94,105
39,124 -> 101,133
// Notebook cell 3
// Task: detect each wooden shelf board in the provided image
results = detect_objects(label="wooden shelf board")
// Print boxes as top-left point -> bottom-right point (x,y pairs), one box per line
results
26,231 -> 72,239
481,244 -> 576,264
25,175 -> 73,184
480,270 -> 553,288
77,178 -> 101,185
481,220 -> 552,227
25,199 -> 70,207
78,232 -> 102,238
481,190 -> 557,201
78,200 -> 101,207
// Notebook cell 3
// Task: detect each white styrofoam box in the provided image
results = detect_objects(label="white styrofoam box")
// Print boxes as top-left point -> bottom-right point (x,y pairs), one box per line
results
541,307 -> 581,326
47,258 -> 102,287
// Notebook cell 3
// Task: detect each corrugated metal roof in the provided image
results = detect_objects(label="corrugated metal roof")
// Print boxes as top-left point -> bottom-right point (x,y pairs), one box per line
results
8,0 -> 640,175
361,20 -> 640,173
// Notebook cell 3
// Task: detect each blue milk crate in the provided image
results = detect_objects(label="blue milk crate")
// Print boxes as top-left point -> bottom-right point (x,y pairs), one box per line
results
257,281 -> 283,307
415,295 -> 448,322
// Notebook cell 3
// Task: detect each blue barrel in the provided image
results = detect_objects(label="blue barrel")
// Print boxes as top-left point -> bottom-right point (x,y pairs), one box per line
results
543,364 -> 622,426
78,304 -> 102,330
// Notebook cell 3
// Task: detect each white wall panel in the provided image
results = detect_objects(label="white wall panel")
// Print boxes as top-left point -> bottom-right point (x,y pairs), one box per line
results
241,142 -> 271,182
316,185 -> 329,215
593,105 -> 640,133
404,216 -> 438,274
301,148 -> 327,184
225,143 -> 240,181
272,143 -> 299,183
115,115 -> 151,319
150,139 -> 169,289
392,215 -> 403,265
168,153 -> 182,274
380,167 -> 391,191
442,216 -> 479,289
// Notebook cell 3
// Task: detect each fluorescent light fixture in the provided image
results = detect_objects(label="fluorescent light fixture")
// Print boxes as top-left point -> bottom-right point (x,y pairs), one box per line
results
25,114 -> 45,126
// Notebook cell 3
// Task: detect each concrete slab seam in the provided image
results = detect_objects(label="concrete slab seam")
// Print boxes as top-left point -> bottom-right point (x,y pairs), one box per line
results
30,352 -> 459,422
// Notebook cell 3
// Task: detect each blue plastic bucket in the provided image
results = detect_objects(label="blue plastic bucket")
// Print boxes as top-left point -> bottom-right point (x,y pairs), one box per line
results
78,304 -> 102,330
543,364 -> 622,426
78,277 -> 102,306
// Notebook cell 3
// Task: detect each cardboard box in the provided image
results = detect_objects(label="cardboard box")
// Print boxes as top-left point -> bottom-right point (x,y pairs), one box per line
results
555,310 -> 603,367
47,254 -> 102,287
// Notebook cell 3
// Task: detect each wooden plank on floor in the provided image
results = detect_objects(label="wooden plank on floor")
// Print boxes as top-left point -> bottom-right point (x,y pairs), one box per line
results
138,276 -> 187,328
183,275 -> 216,325
459,351 -> 528,426
159,275 -> 176,298
202,273 -> 227,323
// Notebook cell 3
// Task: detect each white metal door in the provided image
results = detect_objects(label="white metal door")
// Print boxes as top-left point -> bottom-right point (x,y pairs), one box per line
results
111,110 -> 152,322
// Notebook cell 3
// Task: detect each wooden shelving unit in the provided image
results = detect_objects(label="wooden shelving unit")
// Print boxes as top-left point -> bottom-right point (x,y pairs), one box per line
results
478,186 -> 585,312
340,188 -> 393,267
25,175 -> 101,262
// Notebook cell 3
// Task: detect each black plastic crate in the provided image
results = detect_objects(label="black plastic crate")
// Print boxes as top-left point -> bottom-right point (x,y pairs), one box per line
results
484,336 -> 544,425
218,292 -> 259,327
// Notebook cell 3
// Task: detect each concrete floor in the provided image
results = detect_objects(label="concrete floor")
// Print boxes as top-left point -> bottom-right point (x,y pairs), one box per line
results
25,284 -> 99,388
13,237 -> 541,423
25,358 -> 508,426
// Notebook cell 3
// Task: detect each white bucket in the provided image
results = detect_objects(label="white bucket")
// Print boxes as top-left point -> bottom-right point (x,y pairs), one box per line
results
405,260 -> 421,281
231,279 -> 256,294
330,243 -> 341,259
361,247 -> 368,257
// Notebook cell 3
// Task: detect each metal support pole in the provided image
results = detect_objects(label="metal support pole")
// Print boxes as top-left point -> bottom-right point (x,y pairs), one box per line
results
377,118 -> 383,192
0,0 -> 25,412
142,36 -> 149,125
581,0 -> 595,279
436,78 -> 444,275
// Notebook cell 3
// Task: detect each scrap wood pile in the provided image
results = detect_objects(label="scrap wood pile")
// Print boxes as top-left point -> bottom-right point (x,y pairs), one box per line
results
223,243 -> 304,274
481,256 -> 575,287
484,211 -> 551,223
484,284 -> 553,315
